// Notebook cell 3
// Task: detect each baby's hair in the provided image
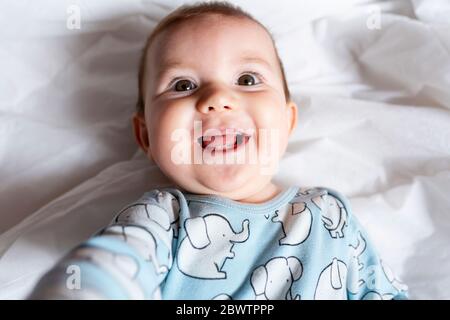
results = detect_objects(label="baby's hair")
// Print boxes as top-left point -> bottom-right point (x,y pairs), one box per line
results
136,1 -> 291,115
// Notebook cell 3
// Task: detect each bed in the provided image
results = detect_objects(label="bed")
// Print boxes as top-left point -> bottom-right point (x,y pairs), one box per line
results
1,0 -> 449,299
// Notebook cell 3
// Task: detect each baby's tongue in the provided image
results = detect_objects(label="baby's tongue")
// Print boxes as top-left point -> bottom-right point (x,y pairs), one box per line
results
203,134 -> 235,148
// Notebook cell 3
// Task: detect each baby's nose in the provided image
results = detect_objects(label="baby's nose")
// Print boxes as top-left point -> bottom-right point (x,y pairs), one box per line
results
204,104 -> 232,112
196,85 -> 237,114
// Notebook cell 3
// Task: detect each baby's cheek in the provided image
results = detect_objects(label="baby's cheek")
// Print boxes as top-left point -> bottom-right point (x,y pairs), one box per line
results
278,131 -> 290,157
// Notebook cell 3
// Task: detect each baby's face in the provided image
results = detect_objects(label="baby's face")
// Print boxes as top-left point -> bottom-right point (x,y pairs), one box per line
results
135,15 -> 297,202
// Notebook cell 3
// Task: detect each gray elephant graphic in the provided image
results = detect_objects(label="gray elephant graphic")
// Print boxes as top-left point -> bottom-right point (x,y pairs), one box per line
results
347,232 -> 366,294
314,258 -> 348,300
312,194 -> 348,238
102,224 -> 170,274
251,256 -> 302,300
271,200 -> 312,246
177,214 -> 250,279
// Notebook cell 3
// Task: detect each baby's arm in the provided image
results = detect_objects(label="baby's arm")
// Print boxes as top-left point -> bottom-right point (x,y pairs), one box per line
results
326,190 -> 408,300
28,190 -> 180,299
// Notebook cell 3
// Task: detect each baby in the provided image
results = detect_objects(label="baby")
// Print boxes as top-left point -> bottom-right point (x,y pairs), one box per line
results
29,1 -> 408,300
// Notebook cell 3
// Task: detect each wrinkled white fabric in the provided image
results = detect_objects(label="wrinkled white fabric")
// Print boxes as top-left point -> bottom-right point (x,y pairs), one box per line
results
0,0 -> 449,299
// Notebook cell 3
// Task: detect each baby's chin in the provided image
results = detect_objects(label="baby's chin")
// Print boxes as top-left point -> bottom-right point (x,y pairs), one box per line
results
179,165 -> 274,200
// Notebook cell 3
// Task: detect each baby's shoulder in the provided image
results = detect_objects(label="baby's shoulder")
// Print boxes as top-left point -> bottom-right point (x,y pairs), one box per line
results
290,186 -> 352,212
288,186 -> 355,237
111,188 -> 182,228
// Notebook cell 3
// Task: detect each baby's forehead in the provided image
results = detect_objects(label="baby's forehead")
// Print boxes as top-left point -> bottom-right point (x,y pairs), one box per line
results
162,14 -> 266,37
147,15 -> 278,72
150,14 -> 275,56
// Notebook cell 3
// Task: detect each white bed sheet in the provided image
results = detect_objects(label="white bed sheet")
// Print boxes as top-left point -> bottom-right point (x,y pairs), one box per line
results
0,0 -> 449,299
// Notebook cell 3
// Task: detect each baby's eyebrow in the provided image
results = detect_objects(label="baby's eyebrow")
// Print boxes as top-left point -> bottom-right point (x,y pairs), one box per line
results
157,61 -> 186,75
234,56 -> 273,70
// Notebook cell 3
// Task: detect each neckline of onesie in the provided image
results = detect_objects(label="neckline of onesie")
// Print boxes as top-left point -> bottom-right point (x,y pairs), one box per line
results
183,186 -> 299,214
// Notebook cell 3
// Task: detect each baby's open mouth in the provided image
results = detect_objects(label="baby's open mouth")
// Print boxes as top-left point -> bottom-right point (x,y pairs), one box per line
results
197,132 -> 251,152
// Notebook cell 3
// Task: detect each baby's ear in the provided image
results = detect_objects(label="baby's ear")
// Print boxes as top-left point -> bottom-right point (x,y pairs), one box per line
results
132,113 -> 154,161
285,100 -> 298,136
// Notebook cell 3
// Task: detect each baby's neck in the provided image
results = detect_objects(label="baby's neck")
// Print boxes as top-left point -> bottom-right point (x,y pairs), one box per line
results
237,182 -> 283,204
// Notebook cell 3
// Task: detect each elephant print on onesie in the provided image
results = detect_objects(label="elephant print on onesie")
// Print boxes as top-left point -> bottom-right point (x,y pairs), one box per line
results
251,256 -> 303,300
312,193 -> 348,239
212,293 -> 233,300
114,190 -> 180,240
176,214 -> 250,279
347,232 -> 367,294
359,260 -> 408,300
112,191 -> 180,266
271,197 -> 313,246
314,258 -> 348,300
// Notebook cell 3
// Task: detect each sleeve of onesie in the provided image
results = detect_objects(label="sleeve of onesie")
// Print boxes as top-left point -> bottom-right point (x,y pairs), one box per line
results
28,189 -> 180,300
325,188 -> 409,300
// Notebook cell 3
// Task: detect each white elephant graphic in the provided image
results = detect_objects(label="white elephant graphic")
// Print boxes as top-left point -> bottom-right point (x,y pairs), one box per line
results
177,214 -> 250,279
347,232 -> 366,294
114,191 -> 180,253
271,200 -> 312,246
314,258 -> 348,300
251,256 -> 302,300
101,224 -> 170,274
155,190 -> 181,238
312,194 -> 348,238
212,293 -> 233,300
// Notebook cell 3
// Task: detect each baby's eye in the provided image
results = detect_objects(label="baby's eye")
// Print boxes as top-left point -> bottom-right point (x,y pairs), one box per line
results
174,79 -> 197,92
237,73 -> 260,86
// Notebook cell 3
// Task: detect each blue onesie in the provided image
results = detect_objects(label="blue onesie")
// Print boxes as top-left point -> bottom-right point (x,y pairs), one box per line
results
29,186 -> 408,300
